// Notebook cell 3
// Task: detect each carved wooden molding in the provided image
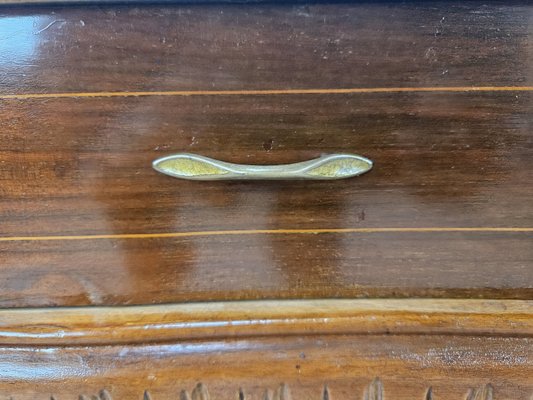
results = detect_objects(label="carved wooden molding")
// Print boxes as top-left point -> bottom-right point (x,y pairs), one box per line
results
2,301 -> 530,400
56,381 -> 502,400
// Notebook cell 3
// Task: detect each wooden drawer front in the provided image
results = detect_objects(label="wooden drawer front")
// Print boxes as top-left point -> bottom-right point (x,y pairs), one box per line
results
1,3 -> 532,307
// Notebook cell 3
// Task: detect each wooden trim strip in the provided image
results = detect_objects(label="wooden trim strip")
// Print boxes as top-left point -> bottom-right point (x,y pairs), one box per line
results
1,227 -> 532,242
2,86 -> 533,100
0,299 -> 531,346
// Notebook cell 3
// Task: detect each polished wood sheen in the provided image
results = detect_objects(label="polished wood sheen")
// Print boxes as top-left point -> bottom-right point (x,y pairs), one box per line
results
0,299 -> 531,399
0,2 -> 532,307
2,299 -> 532,346
0,1 -> 532,398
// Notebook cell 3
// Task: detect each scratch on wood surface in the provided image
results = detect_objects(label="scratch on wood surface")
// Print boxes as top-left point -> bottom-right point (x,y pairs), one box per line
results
33,19 -> 65,35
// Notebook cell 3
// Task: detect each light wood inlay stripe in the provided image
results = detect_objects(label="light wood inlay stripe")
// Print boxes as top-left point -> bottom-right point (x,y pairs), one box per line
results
0,227 -> 532,242
2,86 -> 533,100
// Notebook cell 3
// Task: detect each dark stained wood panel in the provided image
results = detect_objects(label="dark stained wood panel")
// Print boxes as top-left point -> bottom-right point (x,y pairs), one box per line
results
1,92 -> 532,307
1,232 -> 532,307
0,2 -> 532,399
1,93 -> 532,236
0,334 -> 531,399
1,2 -> 533,308
0,2 -> 532,94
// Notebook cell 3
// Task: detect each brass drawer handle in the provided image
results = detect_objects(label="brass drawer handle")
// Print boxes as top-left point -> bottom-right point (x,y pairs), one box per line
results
153,153 -> 372,181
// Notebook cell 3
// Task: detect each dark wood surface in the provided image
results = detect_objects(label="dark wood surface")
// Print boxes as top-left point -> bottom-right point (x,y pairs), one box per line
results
0,3 -> 532,399
1,2 -> 532,93
1,2 -> 533,307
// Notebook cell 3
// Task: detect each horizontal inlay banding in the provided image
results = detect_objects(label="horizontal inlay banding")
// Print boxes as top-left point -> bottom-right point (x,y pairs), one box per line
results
2,86 -> 533,100
0,227 -> 532,242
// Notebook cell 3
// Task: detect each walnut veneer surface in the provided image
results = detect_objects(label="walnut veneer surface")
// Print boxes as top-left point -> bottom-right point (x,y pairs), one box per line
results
0,1 -> 531,399
0,1 -> 532,307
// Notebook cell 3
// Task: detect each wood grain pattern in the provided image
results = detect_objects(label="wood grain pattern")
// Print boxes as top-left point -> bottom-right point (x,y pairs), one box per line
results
0,300 -> 528,398
0,2 -> 532,399
1,3 -> 532,93
1,299 -> 531,346
1,2 -> 533,307
0,335 -> 530,399
1,231 -> 532,307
